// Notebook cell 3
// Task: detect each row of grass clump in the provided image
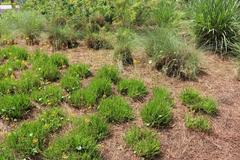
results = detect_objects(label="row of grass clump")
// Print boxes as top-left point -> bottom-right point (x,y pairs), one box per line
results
180,88 -> 218,132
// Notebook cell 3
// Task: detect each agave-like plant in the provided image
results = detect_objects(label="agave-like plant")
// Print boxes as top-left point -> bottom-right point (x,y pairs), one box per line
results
193,0 -> 240,56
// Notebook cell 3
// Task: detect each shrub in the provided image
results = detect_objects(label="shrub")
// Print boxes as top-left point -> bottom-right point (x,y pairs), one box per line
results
185,114 -> 211,132
66,63 -> 91,79
124,127 -> 160,159
50,53 -> 69,68
44,115 -> 106,160
0,94 -> 31,119
117,79 -> 147,100
145,28 -> 200,80
180,88 -> 218,115
193,0 -> 240,55
98,96 -> 134,123
5,108 -> 65,158
141,87 -> 173,128
16,10 -> 46,45
31,85 -> 63,106
0,78 -> 16,96
86,33 -> 112,50
96,65 -> 120,84
16,71 -> 41,93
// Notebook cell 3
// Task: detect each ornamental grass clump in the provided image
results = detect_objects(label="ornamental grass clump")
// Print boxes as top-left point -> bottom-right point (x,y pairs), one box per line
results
124,126 -> 160,159
98,96 -> 134,123
141,87 -> 173,128
117,79 -> 147,100
193,0 -> 240,56
185,114 -> 211,132
145,28 -> 200,80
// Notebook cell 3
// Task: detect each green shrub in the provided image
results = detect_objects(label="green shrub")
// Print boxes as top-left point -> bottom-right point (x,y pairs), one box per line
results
5,108 -> 65,158
117,79 -> 147,100
16,71 -> 41,93
185,114 -> 211,132
66,63 -> 91,78
145,28 -> 200,80
44,115 -> 106,160
193,0 -> 240,55
86,33 -> 112,50
180,88 -> 218,115
60,73 -> 81,92
50,53 -> 69,68
98,96 -> 134,123
124,127 -> 160,159
0,94 -> 31,119
16,10 -> 46,45
0,78 -> 16,96
141,87 -> 173,128
31,85 -> 63,106
96,65 -> 120,83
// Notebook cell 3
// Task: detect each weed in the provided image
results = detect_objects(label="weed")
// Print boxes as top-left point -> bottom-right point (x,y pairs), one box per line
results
145,28 -> 200,80
0,94 -> 31,119
124,126 -> 160,159
98,96 -> 134,123
117,79 -> 147,100
180,88 -> 218,115
96,65 -> 120,84
185,114 -> 211,132
50,53 -> 69,68
31,85 -> 63,106
193,0 -> 240,55
5,108 -> 65,158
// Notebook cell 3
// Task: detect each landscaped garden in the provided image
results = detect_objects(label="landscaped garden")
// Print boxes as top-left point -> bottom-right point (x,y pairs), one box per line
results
0,0 -> 240,160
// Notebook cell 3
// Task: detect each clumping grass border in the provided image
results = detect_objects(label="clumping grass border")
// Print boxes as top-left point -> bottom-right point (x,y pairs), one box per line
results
184,114 -> 211,132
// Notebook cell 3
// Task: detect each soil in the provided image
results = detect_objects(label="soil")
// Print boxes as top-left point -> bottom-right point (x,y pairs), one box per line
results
1,40 -> 240,160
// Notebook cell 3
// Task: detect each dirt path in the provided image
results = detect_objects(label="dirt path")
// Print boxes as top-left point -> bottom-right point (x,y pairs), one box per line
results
2,42 -> 240,160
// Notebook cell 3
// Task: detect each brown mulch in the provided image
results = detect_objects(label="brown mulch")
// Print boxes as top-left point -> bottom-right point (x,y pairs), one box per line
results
1,40 -> 240,160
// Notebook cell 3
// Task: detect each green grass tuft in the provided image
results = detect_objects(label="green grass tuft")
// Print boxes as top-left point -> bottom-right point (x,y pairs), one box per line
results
98,96 -> 134,123
185,114 -> 211,132
180,88 -> 218,115
124,126 -> 160,159
96,65 -> 120,84
50,53 -> 69,68
117,79 -> 147,100
31,85 -> 63,106
5,108 -> 65,158
0,94 -> 31,119
141,87 -> 173,128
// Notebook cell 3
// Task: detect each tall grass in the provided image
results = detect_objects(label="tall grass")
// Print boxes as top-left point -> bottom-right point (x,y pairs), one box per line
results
193,0 -> 240,56
145,28 -> 200,80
